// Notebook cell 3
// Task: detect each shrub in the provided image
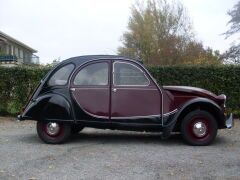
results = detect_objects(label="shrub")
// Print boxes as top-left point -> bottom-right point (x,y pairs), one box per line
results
0,66 -> 49,116
148,65 -> 240,115
0,65 -> 239,116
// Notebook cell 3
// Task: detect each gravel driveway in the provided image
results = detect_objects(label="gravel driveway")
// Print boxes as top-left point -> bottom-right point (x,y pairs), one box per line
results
0,117 -> 239,180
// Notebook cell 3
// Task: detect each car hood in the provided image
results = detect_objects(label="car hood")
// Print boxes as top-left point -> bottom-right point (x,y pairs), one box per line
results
163,86 -> 218,99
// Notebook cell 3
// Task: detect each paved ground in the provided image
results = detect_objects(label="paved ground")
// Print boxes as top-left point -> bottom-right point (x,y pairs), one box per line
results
0,117 -> 239,180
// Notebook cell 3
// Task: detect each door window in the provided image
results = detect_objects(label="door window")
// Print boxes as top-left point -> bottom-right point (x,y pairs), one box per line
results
113,62 -> 149,86
48,64 -> 74,86
74,62 -> 109,86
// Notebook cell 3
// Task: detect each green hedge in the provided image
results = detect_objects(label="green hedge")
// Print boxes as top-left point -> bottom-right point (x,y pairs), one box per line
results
0,65 -> 239,116
0,66 -> 49,115
148,65 -> 240,115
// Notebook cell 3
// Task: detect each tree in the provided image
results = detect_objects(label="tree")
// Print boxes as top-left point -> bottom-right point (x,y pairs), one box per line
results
118,0 -> 220,65
224,1 -> 240,38
223,1 -> 240,63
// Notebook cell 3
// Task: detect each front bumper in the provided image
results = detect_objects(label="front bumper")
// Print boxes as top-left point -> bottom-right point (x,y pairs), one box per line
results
225,113 -> 233,129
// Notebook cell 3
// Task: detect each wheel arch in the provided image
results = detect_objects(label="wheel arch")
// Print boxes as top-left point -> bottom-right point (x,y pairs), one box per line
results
22,93 -> 74,121
173,98 -> 225,131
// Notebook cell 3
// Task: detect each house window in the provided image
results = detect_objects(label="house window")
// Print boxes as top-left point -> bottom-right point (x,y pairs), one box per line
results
14,47 -> 18,57
20,49 -> 23,59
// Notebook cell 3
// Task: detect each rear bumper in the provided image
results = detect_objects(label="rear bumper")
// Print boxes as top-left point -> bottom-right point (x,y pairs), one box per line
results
225,113 -> 233,129
17,115 -> 24,121
17,115 -> 30,121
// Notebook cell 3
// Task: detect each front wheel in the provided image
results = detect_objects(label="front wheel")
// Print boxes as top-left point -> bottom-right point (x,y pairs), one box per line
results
37,121 -> 71,144
181,110 -> 218,146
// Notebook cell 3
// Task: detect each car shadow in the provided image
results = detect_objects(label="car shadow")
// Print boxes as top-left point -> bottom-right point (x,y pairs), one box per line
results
68,131 -> 184,146
19,130 -> 229,146
68,131 -> 231,146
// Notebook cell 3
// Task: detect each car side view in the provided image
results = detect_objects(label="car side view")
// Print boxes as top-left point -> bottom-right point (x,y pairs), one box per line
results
17,55 -> 233,145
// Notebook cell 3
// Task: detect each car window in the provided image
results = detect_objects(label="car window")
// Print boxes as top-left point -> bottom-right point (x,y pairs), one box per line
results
74,62 -> 109,86
48,64 -> 74,86
113,62 -> 149,86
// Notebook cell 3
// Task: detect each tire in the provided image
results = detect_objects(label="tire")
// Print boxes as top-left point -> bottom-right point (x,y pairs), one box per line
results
181,110 -> 218,146
71,125 -> 84,134
37,121 -> 71,144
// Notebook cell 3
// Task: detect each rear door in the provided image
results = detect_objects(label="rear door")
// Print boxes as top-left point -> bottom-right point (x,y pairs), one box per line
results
70,61 -> 110,120
111,61 -> 162,123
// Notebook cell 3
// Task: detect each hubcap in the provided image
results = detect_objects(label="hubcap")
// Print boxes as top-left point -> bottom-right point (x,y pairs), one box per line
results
193,121 -> 207,138
46,122 -> 60,136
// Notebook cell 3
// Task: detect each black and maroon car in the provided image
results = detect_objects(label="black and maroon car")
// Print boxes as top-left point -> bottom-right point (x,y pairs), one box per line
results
17,55 -> 233,145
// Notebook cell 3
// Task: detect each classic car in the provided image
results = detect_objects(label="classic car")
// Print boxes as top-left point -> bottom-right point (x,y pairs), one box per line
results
17,55 -> 233,145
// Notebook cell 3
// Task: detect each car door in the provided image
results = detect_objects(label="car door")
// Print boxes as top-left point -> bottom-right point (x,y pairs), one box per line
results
70,61 -> 110,120
111,60 -> 162,123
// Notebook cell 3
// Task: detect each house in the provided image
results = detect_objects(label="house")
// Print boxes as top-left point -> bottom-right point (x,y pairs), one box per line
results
0,31 -> 39,65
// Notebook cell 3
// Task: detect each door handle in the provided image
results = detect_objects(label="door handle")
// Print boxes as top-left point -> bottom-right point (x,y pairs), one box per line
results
70,88 -> 75,91
112,88 -> 117,92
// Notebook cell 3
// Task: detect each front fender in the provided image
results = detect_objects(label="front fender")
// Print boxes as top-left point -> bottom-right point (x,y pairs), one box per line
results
162,97 -> 225,138
21,93 -> 73,121
173,97 -> 223,124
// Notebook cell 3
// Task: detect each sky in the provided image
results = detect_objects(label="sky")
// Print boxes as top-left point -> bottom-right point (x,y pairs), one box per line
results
0,0 -> 239,64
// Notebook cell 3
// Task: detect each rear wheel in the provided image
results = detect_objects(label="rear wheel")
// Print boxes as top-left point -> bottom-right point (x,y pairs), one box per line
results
37,121 -> 71,144
181,110 -> 218,146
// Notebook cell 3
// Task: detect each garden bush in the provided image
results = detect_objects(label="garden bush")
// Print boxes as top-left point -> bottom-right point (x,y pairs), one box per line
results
0,65 -> 239,116
148,65 -> 240,115
0,66 -> 49,116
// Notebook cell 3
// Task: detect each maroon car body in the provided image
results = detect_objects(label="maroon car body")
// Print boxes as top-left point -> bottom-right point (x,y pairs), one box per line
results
18,55 -> 233,145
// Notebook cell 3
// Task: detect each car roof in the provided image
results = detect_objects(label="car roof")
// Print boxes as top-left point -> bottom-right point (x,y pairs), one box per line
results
59,55 -> 142,66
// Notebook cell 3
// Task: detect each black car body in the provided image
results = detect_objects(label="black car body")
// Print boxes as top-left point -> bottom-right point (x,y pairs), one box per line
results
18,55 -> 233,145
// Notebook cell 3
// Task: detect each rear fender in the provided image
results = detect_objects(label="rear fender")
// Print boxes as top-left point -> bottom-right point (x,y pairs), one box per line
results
22,93 -> 73,121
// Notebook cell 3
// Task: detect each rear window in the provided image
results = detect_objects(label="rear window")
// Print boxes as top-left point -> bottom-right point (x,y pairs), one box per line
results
48,64 -> 74,86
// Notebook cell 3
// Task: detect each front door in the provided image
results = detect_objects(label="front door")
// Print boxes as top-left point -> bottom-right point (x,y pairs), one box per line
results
111,61 -> 162,123
70,61 -> 110,120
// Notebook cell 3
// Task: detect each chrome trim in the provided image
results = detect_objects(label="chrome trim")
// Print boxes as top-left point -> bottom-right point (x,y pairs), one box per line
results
46,122 -> 60,136
111,109 -> 178,120
226,113 -> 233,129
109,88 -> 158,91
111,114 -> 160,120
162,109 -> 178,117
72,87 -> 109,90
193,122 -> 207,137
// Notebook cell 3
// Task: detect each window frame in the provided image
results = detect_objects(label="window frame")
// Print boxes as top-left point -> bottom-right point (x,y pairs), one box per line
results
47,63 -> 75,87
72,61 -> 110,87
113,61 -> 150,87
